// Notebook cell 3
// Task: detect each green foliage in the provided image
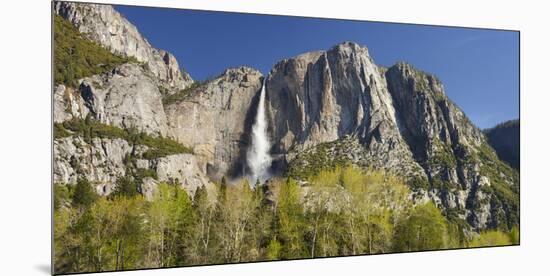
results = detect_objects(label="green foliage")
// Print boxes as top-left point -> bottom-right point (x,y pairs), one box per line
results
304,168 -> 341,257
476,143 -> 519,230
265,237 -> 282,260
454,142 -> 519,231
189,185 -> 216,264
85,196 -> 146,271
274,178 -> 306,259
213,179 -> 264,262
162,82 -> 201,106
111,176 -> 140,198
54,183 -> 72,211
55,116 -> 127,143
408,175 -> 430,190
53,206 -> 79,273
469,230 -> 513,247
484,119 -> 519,169
53,117 -> 192,159
146,183 -> 195,267
72,177 -> 97,208
54,166 -> 518,273
431,178 -> 453,190
509,226 -> 520,245
489,181 -> 520,230
445,220 -> 467,249
339,166 -> 411,254
138,134 -> 192,159
429,138 -> 457,168
54,123 -> 71,139
135,168 -> 158,180
393,202 -> 448,252
286,141 -> 351,180
54,15 -> 136,86
477,143 -> 518,183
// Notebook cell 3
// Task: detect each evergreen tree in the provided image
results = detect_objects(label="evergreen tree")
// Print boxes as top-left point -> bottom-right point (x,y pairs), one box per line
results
171,185 -> 197,266
111,175 -> 140,198
72,177 -> 97,208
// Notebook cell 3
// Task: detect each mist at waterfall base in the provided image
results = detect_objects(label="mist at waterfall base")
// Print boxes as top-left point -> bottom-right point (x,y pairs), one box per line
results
246,80 -> 272,185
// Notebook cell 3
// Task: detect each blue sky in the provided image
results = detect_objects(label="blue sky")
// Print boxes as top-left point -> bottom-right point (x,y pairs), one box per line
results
115,5 -> 519,129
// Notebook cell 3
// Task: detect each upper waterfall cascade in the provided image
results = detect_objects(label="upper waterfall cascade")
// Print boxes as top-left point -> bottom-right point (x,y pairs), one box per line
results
246,79 -> 272,184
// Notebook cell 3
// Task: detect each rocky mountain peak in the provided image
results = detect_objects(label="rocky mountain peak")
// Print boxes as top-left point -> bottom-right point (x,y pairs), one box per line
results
388,61 -> 445,92
223,66 -> 261,75
53,1 -> 193,91
219,66 -> 263,85
329,41 -> 370,57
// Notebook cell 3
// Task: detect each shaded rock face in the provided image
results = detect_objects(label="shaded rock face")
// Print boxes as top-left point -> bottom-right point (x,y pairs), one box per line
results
385,62 -> 484,161
166,67 -> 264,180
484,119 -> 520,170
384,63 -> 519,230
385,65 -> 473,181
53,1 -> 193,91
266,42 -> 518,230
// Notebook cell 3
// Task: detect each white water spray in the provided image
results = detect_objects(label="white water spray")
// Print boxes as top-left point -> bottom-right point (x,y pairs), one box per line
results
247,79 -> 272,185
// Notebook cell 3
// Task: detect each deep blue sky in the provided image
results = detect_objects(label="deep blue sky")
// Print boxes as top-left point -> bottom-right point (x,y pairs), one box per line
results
115,5 -> 519,129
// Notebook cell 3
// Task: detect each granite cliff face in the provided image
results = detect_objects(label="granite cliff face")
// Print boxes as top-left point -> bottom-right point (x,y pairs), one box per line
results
53,2 -> 518,231
384,62 -> 517,230
53,2 -> 210,196
53,2 -> 264,196
266,42 -> 518,230
54,63 -> 170,136
53,135 -> 210,198
266,42 -> 424,179
53,2 -> 193,91
165,67 -> 264,180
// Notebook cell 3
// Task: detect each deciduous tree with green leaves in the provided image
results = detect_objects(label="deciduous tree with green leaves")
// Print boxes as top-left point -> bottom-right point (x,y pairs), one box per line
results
393,201 -> 449,252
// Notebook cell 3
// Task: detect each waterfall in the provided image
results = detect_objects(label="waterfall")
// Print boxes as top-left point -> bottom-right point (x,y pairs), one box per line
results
247,79 -> 272,185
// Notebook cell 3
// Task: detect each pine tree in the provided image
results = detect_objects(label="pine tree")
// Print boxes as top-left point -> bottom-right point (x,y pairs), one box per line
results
72,177 -> 97,208
111,175 -> 139,198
